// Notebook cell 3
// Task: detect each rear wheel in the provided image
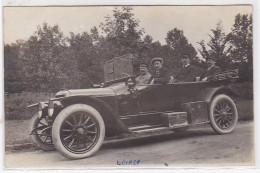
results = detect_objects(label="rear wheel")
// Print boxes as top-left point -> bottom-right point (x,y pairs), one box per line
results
52,104 -> 105,159
209,94 -> 238,134
29,114 -> 55,151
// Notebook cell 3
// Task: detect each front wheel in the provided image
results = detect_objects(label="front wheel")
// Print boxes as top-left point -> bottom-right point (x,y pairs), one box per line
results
52,104 -> 105,159
209,94 -> 238,134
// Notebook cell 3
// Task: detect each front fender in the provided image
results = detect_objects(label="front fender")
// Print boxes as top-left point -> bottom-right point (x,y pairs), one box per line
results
59,95 -> 130,136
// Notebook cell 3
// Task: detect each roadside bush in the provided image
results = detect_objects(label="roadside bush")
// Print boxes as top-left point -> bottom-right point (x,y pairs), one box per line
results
4,92 -> 55,120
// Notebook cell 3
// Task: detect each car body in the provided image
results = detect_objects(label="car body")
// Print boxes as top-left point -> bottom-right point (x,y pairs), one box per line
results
28,54 -> 239,159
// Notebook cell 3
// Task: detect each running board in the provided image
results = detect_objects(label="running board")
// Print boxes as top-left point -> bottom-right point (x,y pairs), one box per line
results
119,111 -> 162,119
120,112 -> 162,126
120,111 -> 189,129
132,126 -> 171,133
128,124 -> 164,131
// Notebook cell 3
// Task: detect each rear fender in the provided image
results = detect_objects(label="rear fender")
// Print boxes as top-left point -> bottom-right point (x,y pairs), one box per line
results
59,96 -> 130,136
183,86 -> 237,124
199,86 -> 237,104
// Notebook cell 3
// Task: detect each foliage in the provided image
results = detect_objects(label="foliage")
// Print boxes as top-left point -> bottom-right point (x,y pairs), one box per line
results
4,42 -> 26,92
22,23 -> 81,91
197,21 -> 231,70
228,14 -> 252,65
4,8 -> 253,94
227,14 -> 253,82
100,6 -> 144,57
68,31 -> 103,88
166,28 -> 197,58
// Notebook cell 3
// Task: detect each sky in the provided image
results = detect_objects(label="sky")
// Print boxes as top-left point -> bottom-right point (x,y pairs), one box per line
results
4,6 -> 252,50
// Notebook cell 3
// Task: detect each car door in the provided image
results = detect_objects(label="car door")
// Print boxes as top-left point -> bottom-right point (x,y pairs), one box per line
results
136,84 -> 160,113
154,84 -> 184,112
136,83 -> 184,113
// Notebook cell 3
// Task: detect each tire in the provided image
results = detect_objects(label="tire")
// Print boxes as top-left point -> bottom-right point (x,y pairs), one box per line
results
209,94 -> 238,134
173,126 -> 189,133
29,114 -> 55,151
52,104 -> 105,159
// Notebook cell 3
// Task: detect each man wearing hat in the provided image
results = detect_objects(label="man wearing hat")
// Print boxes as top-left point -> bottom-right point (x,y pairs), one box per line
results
200,57 -> 221,81
149,57 -> 169,84
173,54 -> 196,82
135,62 -> 152,85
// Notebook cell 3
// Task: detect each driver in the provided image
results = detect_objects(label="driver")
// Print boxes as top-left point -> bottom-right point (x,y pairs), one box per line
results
149,57 -> 169,84
135,62 -> 151,85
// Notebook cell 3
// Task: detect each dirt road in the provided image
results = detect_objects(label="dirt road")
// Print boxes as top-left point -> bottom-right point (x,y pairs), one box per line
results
5,121 -> 254,168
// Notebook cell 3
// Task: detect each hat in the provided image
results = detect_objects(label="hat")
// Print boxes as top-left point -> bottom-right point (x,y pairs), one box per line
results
151,57 -> 164,65
181,54 -> 191,59
139,62 -> 149,67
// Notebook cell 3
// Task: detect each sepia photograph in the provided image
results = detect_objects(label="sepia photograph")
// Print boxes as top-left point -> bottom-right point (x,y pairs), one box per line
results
3,4 -> 254,168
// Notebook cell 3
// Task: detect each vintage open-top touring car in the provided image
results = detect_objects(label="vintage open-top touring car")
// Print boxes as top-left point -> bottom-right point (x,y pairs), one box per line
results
28,54 -> 239,159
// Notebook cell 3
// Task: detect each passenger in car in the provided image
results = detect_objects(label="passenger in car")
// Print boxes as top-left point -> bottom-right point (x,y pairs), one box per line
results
149,57 -> 169,84
135,62 -> 151,85
200,57 -> 221,81
172,54 -> 196,82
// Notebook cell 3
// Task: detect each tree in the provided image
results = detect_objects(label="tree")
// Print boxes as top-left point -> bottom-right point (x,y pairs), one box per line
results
135,34 -> 153,63
143,34 -> 153,46
166,28 -> 197,58
90,26 -> 100,45
228,14 -> 252,65
197,21 -> 231,69
100,6 -> 144,56
22,23 -> 80,91
228,14 -> 253,82
68,31 -> 103,88
4,41 -> 26,93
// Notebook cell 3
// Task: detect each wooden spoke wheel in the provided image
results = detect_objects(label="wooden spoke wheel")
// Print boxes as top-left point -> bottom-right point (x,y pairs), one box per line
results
52,104 -> 105,159
29,114 -> 55,151
209,94 -> 238,134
